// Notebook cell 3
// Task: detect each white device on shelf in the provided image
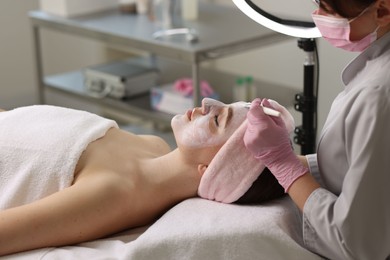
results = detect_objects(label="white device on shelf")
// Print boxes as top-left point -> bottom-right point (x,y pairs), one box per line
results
84,60 -> 160,99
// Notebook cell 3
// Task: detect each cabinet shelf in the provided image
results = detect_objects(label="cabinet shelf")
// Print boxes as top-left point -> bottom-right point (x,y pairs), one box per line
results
44,70 -> 173,125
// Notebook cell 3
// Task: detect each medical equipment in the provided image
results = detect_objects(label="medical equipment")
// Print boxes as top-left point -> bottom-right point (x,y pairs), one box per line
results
84,60 -> 159,99
243,102 -> 281,117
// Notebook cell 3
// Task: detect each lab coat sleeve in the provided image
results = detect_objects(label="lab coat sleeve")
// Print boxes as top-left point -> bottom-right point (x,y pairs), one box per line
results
305,154 -> 318,175
305,154 -> 324,186
302,86 -> 390,260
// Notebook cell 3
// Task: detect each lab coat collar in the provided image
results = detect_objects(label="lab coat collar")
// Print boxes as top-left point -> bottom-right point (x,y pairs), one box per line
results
342,31 -> 390,86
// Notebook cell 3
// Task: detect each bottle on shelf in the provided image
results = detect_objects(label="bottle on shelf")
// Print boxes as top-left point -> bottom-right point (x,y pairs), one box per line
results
136,0 -> 149,14
233,77 -> 247,102
181,0 -> 198,20
245,75 -> 257,101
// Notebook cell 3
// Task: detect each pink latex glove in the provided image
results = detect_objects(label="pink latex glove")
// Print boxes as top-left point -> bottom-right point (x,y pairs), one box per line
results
244,98 -> 308,192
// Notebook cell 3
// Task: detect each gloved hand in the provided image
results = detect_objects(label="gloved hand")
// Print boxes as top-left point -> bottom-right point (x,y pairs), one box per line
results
244,98 -> 308,192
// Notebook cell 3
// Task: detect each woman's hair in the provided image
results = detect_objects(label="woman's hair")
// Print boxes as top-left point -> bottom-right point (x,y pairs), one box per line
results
319,0 -> 375,18
234,167 -> 285,205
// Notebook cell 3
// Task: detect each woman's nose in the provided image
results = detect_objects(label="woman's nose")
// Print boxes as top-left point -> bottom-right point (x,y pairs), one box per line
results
192,107 -> 204,118
202,98 -> 224,113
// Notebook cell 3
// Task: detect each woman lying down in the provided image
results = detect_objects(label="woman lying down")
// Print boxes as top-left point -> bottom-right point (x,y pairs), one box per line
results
0,98 -> 294,256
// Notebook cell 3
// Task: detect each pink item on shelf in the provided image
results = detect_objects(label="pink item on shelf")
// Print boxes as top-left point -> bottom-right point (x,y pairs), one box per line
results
173,78 -> 215,97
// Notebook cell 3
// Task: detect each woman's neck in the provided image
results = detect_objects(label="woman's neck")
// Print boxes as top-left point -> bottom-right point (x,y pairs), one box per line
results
139,148 -> 202,204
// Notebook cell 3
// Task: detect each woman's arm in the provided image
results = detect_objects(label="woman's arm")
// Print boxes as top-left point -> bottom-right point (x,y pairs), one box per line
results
0,172 -> 133,256
286,155 -> 320,211
286,172 -> 320,211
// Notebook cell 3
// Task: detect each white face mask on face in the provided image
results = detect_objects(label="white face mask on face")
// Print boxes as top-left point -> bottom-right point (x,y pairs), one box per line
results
171,98 -> 247,149
312,5 -> 379,52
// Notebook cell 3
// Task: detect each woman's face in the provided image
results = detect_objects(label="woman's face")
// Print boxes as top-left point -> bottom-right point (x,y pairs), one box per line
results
171,98 -> 247,154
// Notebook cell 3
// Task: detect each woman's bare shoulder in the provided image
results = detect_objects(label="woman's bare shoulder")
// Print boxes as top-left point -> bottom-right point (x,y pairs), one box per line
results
138,135 -> 172,154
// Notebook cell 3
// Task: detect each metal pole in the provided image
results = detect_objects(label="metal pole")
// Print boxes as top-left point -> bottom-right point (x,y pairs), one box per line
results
294,38 -> 317,155
32,25 -> 45,104
192,62 -> 201,107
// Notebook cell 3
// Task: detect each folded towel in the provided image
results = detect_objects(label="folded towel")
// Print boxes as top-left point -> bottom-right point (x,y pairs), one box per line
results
198,100 -> 295,203
0,105 -> 117,210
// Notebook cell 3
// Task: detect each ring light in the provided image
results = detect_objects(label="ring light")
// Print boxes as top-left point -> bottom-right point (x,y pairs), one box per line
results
232,0 -> 321,38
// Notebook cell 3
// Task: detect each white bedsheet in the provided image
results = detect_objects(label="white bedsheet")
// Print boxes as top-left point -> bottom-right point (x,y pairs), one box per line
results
4,197 -> 323,260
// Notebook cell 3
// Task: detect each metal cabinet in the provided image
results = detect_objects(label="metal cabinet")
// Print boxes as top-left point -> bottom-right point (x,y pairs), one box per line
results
29,2 -> 288,125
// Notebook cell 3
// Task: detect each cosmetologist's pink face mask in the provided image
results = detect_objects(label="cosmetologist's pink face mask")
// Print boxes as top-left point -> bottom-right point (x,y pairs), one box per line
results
311,7 -> 379,52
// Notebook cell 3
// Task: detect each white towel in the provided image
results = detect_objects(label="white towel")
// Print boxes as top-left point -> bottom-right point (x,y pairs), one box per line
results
0,105 -> 117,210
19,198 -> 323,260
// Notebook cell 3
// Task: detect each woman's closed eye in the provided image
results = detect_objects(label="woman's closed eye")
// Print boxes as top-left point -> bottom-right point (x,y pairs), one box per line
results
214,115 -> 219,127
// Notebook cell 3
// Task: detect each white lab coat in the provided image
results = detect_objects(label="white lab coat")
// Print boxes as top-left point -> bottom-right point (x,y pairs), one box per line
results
304,31 -> 390,260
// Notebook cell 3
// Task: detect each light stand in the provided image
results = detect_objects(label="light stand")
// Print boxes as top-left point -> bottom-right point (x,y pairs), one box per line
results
232,0 -> 321,155
294,38 -> 317,154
